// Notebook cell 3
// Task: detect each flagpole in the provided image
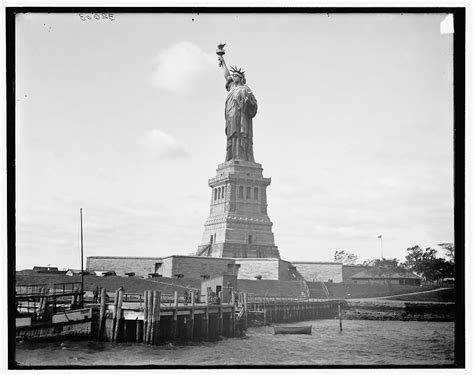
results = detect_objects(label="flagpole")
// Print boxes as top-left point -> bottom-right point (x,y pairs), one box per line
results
80,208 -> 84,308
380,235 -> 383,258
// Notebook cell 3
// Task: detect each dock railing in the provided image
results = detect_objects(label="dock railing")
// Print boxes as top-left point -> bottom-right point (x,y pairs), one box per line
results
16,282 -> 83,298
246,295 -> 339,304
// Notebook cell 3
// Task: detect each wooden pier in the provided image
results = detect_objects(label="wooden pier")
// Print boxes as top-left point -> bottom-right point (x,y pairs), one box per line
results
94,289 -> 239,344
92,289 -> 345,344
246,298 -> 344,325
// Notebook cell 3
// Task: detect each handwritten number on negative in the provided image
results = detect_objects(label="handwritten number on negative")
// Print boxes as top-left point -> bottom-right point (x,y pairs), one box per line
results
79,13 -> 115,22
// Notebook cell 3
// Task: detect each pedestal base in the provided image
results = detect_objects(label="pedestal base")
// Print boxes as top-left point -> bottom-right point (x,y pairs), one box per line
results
196,160 -> 280,259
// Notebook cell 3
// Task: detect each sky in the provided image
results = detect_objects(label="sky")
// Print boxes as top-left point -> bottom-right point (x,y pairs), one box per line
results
14,12 -> 455,270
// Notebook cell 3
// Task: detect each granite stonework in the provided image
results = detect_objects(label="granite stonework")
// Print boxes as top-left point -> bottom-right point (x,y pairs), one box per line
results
291,262 -> 343,283
155,255 -> 238,279
234,258 -> 297,281
86,256 -> 163,277
196,160 -> 280,259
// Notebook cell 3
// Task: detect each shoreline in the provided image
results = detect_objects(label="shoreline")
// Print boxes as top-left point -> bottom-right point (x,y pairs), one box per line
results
342,299 -> 454,322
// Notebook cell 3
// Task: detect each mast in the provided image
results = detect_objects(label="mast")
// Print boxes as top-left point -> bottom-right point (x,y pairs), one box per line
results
80,208 -> 84,307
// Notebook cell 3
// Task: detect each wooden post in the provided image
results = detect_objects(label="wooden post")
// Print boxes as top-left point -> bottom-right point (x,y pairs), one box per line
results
142,291 -> 148,343
243,292 -> 248,331
203,297 -> 209,339
154,291 -> 161,344
150,291 -> 156,344
263,306 -> 267,326
188,291 -> 195,340
173,290 -> 178,340
146,291 -> 153,344
97,288 -> 106,341
111,289 -> 119,342
151,291 -> 161,345
135,317 -> 141,343
230,305 -> 235,337
70,288 -> 76,308
113,289 -> 124,343
217,300 -> 223,337
338,303 -> 342,332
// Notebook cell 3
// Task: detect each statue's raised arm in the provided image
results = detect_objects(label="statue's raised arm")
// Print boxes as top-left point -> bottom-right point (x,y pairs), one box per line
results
216,43 -> 231,83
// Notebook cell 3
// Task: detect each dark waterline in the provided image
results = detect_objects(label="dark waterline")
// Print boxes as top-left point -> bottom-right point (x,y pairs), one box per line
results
15,320 -> 454,366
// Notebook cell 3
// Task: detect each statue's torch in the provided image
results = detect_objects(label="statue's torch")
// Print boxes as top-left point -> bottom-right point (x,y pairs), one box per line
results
216,43 -> 226,67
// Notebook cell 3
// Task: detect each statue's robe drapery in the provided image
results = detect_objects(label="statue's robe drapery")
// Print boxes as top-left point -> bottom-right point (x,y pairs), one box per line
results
225,83 -> 258,162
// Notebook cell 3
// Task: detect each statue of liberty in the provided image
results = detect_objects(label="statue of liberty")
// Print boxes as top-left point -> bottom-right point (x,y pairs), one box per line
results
217,44 -> 258,162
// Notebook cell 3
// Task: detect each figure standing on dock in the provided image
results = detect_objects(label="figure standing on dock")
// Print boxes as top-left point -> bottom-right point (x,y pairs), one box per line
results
93,286 -> 99,303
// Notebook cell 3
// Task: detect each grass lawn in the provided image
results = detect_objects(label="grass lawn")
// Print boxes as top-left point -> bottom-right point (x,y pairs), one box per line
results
385,288 -> 455,302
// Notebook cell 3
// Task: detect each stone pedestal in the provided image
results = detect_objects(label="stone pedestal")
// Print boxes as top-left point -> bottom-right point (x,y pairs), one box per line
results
196,160 -> 280,259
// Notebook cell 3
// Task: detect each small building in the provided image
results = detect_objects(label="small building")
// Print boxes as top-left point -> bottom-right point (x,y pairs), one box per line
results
342,264 -> 368,282
65,269 -> 90,276
351,270 -> 421,286
93,270 -> 117,277
33,266 -> 65,274
201,274 -> 238,304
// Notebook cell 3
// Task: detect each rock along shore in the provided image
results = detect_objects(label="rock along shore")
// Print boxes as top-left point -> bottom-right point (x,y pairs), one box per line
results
342,299 -> 454,321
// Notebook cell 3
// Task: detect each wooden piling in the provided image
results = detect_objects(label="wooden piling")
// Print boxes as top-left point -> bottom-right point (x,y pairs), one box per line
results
338,303 -> 342,332
263,306 -> 267,326
203,298 -> 209,339
230,307 -> 235,336
97,288 -> 106,341
150,291 -> 156,344
172,291 -> 178,340
188,291 -> 195,340
146,290 -> 153,344
243,292 -> 248,331
151,291 -> 161,345
111,289 -> 119,342
113,289 -> 124,343
135,317 -> 141,343
218,302 -> 223,337
142,290 -> 148,343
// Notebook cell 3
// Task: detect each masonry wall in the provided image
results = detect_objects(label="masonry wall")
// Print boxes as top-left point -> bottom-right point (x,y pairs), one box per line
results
292,262 -> 343,283
278,259 -> 296,281
157,256 -> 236,279
86,256 -> 162,277
235,258 -> 280,280
236,279 -> 307,298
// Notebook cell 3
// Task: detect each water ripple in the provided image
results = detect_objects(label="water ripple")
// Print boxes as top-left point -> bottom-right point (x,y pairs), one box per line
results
15,320 -> 455,366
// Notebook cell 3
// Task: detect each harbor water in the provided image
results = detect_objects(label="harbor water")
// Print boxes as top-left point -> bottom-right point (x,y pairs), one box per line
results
15,319 -> 455,366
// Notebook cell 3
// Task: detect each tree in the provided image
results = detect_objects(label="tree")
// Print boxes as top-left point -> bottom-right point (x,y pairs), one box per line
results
334,250 -> 358,265
438,243 -> 455,263
404,245 -> 425,275
403,245 -> 454,285
362,258 -> 408,277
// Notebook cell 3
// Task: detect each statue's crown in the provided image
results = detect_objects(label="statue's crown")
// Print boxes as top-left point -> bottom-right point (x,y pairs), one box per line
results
230,66 -> 245,76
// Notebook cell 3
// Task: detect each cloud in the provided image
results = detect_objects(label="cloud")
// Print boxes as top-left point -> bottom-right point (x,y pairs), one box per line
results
140,129 -> 188,159
149,41 -> 215,94
313,224 -> 377,240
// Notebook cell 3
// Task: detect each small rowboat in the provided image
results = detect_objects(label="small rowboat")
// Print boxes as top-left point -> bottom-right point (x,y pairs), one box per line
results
274,325 -> 312,335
